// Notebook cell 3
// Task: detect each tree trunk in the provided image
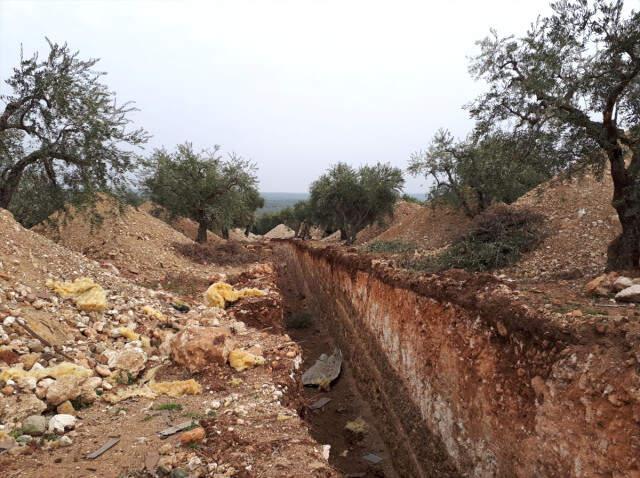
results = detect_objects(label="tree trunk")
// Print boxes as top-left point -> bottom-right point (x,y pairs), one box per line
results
0,185 -> 14,210
196,220 -> 208,243
606,147 -> 640,270
221,226 -> 229,240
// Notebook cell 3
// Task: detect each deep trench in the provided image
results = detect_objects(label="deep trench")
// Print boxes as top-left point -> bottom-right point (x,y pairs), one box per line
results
277,264 -> 400,478
274,243 -> 462,478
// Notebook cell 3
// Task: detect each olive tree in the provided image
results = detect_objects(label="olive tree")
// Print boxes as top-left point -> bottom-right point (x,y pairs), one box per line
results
309,162 -> 404,244
145,143 -> 261,243
0,40 -> 148,219
469,0 -> 640,269
408,128 -> 566,216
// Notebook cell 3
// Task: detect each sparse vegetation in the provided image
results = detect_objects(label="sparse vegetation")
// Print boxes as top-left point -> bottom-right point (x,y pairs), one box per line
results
402,205 -> 545,272
154,402 -> 183,411
365,240 -> 418,254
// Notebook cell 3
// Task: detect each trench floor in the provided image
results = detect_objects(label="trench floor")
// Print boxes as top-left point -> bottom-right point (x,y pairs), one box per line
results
279,279 -> 399,478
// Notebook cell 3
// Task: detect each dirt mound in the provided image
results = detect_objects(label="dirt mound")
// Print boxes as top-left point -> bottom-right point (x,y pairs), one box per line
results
264,223 -> 295,239
34,194 -> 210,283
359,200 -> 472,251
139,201 -> 223,243
508,171 -> 619,279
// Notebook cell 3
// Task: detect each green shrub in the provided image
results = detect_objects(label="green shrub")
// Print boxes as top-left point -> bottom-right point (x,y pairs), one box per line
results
403,205 -> 545,272
365,240 -> 418,254
154,403 -> 183,411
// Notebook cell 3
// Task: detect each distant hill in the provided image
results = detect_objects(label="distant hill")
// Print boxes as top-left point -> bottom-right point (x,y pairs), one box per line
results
258,191 -> 425,216
257,192 -> 308,216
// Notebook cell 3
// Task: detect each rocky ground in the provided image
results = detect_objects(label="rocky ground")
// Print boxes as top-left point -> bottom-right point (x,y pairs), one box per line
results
0,208 -> 337,477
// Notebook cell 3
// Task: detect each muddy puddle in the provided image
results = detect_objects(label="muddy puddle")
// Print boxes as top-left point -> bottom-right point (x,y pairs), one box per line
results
278,277 -> 399,478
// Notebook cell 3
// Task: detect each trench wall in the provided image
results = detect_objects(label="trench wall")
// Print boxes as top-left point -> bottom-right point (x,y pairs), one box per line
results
279,241 -> 640,478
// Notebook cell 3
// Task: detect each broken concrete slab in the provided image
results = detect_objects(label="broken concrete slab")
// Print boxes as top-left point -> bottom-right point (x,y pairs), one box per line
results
302,348 -> 342,389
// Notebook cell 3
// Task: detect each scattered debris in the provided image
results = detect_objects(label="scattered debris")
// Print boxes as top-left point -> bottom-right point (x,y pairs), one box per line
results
321,444 -> 331,460
309,397 -> 332,410
157,421 -> 197,439
86,437 -> 120,459
362,452 -> 383,465
345,417 -> 368,435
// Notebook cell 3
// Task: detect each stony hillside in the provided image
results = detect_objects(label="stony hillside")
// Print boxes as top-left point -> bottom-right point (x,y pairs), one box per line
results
0,208 -> 336,477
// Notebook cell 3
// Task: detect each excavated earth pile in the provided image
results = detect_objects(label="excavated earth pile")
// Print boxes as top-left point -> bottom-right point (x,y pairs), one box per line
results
278,240 -> 640,478
33,194 -> 214,284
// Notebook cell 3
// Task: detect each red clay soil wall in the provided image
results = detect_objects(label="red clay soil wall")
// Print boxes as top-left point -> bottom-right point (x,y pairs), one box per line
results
279,241 -> 640,478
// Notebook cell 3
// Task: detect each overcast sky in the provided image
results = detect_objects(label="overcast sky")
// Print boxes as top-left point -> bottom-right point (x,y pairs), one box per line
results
1,0 -> 551,192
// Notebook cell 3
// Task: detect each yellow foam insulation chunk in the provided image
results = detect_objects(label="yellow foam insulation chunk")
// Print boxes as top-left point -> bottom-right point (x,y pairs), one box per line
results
0,361 -> 92,382
47,277 -> 107,312
229,349 -> 266,372
345,417 -> 368,434
149,379 -> 202,397
102,385 -> 157,404
102,380 -> 201,403
118,327 -> 140,341
142,305 -> 167,322
204,282 -> 266,309
141,336 -> 151,349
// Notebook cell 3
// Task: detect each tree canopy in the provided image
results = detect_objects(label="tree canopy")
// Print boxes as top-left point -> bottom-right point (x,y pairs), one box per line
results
144,143 -> 261,242
309,162 -> 404,244
0,40 -> 148,223
469,0 -> 640,268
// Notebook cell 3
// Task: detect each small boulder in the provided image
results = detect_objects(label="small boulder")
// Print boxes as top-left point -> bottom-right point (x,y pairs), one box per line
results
48,414 -> 76,434
35,377 -> 54,400
95,364 -> 112,377
0,394 -> 47,423
79,376 -> 102,404
56,400 -> 75,415
613,276 -> 634,292
107,348 -> 147,376
585,273 -> 616,296
170,326 -> 234,373
615,284 -> 640,303
178,427 -> 205,445
21,415 -> 47,436
46,375 -> 83,406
